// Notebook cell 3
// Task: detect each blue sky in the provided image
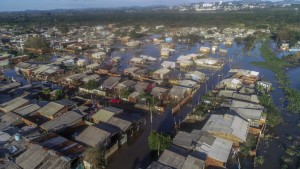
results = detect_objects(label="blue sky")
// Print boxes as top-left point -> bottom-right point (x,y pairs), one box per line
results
0,0 -> 205,11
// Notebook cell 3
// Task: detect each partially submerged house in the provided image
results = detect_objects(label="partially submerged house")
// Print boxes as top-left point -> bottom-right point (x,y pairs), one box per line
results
218,90 -> 260,104
92,106 -> 123,123
169,86 -> 189,101
185,71 -> 206,82
218,78 -> 243,90
101,77 -> 121,90
152,68 -> 171,80
173,130 -> 233,168
221,99 -> 264,110
150,87 -> 169,100
202,114 -> 249,145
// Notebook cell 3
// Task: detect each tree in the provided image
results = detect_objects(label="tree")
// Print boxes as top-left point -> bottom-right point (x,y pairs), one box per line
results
255,156 -> 264,166
148,131 -> 172,153
25,36 -> 50,49
52,89 -> 64,100
83,147 -> 106,169
119,88 -> 131,99
42,88 -> 51,95
85,80 -> 99,90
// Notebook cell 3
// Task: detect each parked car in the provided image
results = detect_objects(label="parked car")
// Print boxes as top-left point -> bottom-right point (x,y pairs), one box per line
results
110,98 -> 122,104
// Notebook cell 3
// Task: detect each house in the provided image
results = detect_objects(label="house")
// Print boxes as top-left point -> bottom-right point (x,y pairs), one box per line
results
221,99 -> 264,110
128,91 -> 140,103
177,60 -> 193,68
179,80 -> 198,92
218,90 -> 260,104
91,52 -> 107,60
0,82 -> 21,93
101,77 -> 121,90
219,78 -> 243,90
169,86 -> 189,100
14,62 -> 38,76
75,124 -> 119,148
106,116 -> 132,133
230,108 -> 265,128
106,116 -> 133,145
92,106 -> 123,123
37,101 -> 68,119
199,46 -> 210,53
96,64 -> 113,75
40,110 -> 86,132
15,144 -> 72,169
0,112 -> 23,130
126,41 -> 140,47
16,133 -> 86,169
152,68 -> 171,80
124,67 -> 140,76
32,132 -> 86,156
147,161 -> 172,169
134,68 -> 149,79
202,114 -> 249,145
161,61 -> 176,69
194,58 -> 224,69
13,102 -> 48,118
114,80 -> 136,91
64,73 -> 86,86
130,57 -> 145,66
9,55 -> 30,64
81,74 -> 101,84
185,71 -> 206,82
280,43 -> 289,51
173,130 -> 232,168
158,146 -> 188,169
160,48 -> 171,57
0,97 -> 29,113
134,81 -> 150,92
219,48 -> 228,55
86,63 -> 101,71
257,81 -> 272,91
77,58 -> 89,67
150,87 -> 169,100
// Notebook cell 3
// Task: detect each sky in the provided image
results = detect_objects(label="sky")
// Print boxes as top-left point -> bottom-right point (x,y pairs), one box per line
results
0,0 -> 206,12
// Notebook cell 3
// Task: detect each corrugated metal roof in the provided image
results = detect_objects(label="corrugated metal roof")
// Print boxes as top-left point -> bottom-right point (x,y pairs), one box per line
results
0,97 -> 29,113
75,125 -> 111,147
32,133 -> 86,159
202,114 -> 249,142
107,117 -> 132,132
182,155 -> 205,169
38,102 -> 64,118
40,111 -> 85,132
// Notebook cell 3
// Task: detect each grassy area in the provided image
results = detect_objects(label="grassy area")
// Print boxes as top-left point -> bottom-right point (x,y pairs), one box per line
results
252,41 -> 300,114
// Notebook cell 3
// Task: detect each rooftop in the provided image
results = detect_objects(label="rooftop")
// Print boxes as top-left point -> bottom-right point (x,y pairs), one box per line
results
202,114 -> 249,142
75,125 -> 111,147
0,97 -> 29,113
38,102 -> 65,118
40,110 -> 86,132
32,132 -> 86,159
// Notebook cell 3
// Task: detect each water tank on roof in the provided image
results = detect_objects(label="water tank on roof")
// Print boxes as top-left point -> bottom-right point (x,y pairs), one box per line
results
14,133 -> 21,142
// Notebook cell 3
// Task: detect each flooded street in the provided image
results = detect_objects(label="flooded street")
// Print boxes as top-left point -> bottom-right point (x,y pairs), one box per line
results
106,41 -> 300,169
3,40 -> 299,169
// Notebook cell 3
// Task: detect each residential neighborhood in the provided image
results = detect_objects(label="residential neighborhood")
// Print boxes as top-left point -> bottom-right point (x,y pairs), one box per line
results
0,4 -> 300,169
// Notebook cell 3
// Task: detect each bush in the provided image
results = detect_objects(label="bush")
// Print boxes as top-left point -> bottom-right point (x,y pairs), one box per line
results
255,156 -> 264,166
148,131 -> 172,153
